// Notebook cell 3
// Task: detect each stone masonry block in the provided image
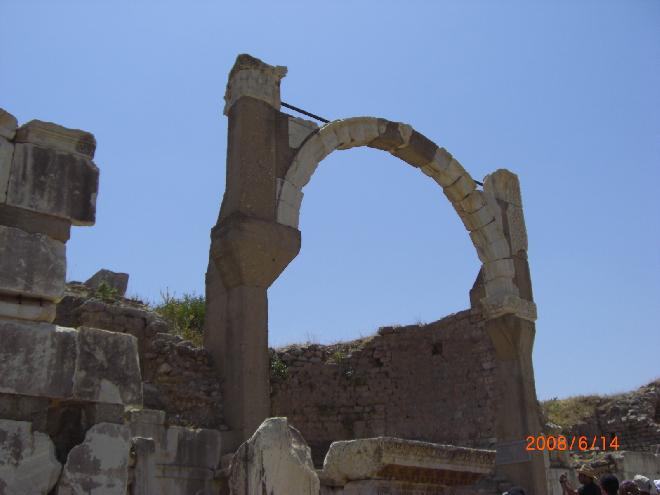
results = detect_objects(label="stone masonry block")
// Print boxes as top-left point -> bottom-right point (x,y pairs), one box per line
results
6,143 -> 99,226
483,259 -> 516,282
14,120 -> 96,158
0,419 -> 62,494
0,320 -> 77,399
458,190 -> 487,214
392,130 -> 438,168
74,327 -> 143,406
84,269 -> 129,297
459,205 -> 496,233
0,108 -> 18,140
0,320 -> 142,406
483,169 -> 522,206
0,299 -> 56,323
0,225 -> 66,301
288,117 -> 318,149
57,422 -> 131,495
0,137 -> 13,203
443,174 -> 476,203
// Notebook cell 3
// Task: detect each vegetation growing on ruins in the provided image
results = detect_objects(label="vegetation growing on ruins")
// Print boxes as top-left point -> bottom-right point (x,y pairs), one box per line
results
270,353 -> 288,379
92,281 -> 120,301
153,291 -> 205,346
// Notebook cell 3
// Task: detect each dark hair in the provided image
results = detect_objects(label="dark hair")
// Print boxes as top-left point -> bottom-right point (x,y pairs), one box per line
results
506,488 -> 527,495
600,474 -> 619,495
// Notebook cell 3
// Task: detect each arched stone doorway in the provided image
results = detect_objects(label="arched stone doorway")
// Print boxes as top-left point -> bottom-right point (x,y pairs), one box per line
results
205,54 -> 546,493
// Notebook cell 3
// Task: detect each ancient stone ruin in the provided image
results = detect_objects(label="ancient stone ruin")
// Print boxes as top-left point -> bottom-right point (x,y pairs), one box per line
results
1,54 -> 657,494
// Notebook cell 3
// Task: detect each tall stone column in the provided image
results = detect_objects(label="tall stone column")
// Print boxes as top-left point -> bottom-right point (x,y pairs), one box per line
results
482,170 -> 548,494
205,55 -> 300,451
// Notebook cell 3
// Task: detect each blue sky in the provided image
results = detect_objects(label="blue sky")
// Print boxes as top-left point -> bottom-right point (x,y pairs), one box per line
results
1,1 -> 658,400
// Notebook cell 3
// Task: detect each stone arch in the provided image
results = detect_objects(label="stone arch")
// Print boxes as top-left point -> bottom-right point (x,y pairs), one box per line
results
275,116 -> 525,317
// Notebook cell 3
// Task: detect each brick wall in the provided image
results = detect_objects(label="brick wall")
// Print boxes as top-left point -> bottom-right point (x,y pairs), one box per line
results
270,309 -> 502,465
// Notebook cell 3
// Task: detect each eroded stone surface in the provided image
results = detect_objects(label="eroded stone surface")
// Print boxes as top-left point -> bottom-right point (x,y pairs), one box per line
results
0,419 -> 62,495
229,417 -> 320,495
0,137 -> 13,203
73,327 -> 142,406
224,54 -> 287,115
14,120 -> 96,158
0,224 -> 66,301
84,269 -> 129,296
0,109 -> 18,140
0,320 -> 142,405
6,143 -> 99,226
57,422 -> 130,495
322,437 -> 495,487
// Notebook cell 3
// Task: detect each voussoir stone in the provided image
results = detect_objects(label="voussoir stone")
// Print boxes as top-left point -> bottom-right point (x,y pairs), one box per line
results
229,417 -> 320,495
0,419 -> 62,495
0,224 -> 66,301
6,143 -> 99,226
56,423 -> 130,495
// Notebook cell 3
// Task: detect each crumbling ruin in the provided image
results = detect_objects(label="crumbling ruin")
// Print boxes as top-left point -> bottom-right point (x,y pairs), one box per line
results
2,54 -> 657,494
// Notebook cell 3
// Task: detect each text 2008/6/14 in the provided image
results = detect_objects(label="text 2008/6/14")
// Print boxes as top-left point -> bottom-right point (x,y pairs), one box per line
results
525,435 -> 620,451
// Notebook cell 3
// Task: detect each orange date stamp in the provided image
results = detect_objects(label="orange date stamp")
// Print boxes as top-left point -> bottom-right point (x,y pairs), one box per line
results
525,435 -> 620,451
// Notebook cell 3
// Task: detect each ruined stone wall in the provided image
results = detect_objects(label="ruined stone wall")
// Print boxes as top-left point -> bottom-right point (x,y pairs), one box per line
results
55,283 -> 225,430
271,309 -> 502,465
561,381 -> 660,452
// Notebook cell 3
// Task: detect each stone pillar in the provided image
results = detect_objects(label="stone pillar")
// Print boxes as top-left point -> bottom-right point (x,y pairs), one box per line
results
131,437 -> 157,495
205,55 -> 300,451
0,113 -> 98,322
483,170 -> 547,494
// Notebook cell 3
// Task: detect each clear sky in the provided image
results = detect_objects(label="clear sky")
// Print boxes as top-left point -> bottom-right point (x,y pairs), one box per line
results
1,1 -> 658,400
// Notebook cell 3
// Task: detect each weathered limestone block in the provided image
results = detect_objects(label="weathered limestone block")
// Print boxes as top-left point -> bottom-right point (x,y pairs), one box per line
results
0,224 -> 66,302
0,320 -> 77,398
6,143 -> 99,225
57,422 -> 131,495
129,437 -> 156,495
224,54 -> 287,115
321,437 -> 495,488
481,294 -> 537,321
229,417 -> 319,495
0,320 -> 143,405
0,419 -> 62,495
443,174 -> 476,203
0,299 -> 56,323
340,480 -> 447,494
74,326 -> 142,406
84,269 -> 129,297
0,108 -> 18,140
0,136 -> 13,203
289,117 -> 318,149
14,120 -> 96,158
128,410 -> 223,494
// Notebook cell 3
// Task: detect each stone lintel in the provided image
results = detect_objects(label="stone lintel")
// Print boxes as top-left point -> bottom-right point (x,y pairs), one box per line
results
321,437 -> 495,487
14,119 -> 96,158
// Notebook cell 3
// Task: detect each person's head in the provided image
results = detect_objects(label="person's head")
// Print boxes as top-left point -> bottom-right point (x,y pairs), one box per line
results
577,465 -> 598,485
600,474 -> 620,495
620,480 -> 641,495
504,487 -> 526,495
633,475 -> 656,495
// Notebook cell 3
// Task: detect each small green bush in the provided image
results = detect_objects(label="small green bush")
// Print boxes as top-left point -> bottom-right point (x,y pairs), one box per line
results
153,290 -> 205,347
93,281 -> 119,301
270,354 -> 288,380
